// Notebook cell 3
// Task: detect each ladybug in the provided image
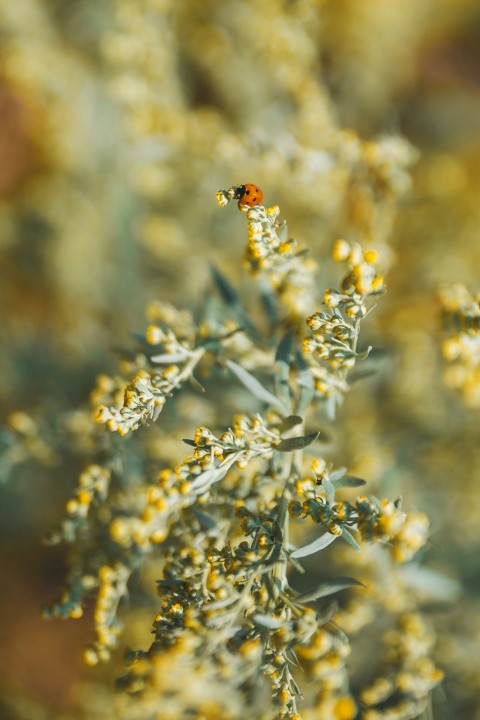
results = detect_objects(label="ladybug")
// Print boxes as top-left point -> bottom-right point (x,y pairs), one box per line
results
233,183 -> 264,207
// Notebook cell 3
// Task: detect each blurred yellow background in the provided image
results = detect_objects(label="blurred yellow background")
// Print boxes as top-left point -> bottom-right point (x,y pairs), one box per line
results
1,1 -> 480,718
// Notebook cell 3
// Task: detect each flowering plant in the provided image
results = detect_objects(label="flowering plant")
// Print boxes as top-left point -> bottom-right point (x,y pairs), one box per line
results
44,188 -> 441,720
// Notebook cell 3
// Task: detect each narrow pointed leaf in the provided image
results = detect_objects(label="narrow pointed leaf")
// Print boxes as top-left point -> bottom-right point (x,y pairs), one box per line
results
296,350 -> 315,415
330,467 -> 347,482
322,476 -> 335,505
277,221 -> 288,243
275,327 -> 296,366
157,578 -> 189,589
341,527 -> 361,552
210,264 -> 241,307
152,404 -> 164,421
276,431 -> 319,453
316,600 -> 339,625
252,614 -> 283,630
261,284 -> 278,326
329,622 -> 349,644
324,393 -> 337,421
290,676 -> 303,699
288,555 -> 306,574
274,327 -> 296,411
182,438 -> 196,447
131,331 -> 149,344
192,507 -> 217,530
190,463 -> 230,493
290,531 -> 337,559
190,467 -> 222,493
355,345 -> 372,360
332,476 -> 367,489
189,375 -> 205,393
202,594 -> 240,611
296,350 -> 314,388
226,360 -> 286,413
368,346 -> 389,359
200,327 -> 245,351
210,265 -> 260,339
296,577 -> 364,603
150,351 -> 189,363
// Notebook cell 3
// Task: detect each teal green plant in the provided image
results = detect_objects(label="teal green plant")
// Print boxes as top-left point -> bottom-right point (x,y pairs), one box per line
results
44,189 -> 441,720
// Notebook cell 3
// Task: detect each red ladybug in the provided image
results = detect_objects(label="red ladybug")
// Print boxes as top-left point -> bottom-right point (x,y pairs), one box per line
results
233,183 -> 264,207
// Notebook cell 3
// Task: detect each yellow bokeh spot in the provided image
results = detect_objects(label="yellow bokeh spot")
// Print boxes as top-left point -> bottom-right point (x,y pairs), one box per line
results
333,696 -> 357,719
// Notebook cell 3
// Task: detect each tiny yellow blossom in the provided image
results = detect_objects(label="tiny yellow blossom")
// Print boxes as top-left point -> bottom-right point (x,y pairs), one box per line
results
324,290 -> 342,309
371,275 -> 385,292
145,324 -> 164,344
332,239 -> 351,262
363,249 -> 378,265
83,647 -> 99,666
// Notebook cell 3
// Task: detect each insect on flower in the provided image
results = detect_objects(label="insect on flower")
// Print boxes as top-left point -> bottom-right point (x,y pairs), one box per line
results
233,183 -> 264,207
216,184 -> 264,208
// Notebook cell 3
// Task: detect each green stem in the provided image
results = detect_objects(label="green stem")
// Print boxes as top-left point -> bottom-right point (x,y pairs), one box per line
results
270,421 -> 305,597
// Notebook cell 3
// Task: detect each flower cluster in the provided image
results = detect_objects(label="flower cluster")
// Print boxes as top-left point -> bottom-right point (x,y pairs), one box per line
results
111,412 -> 432,719
303,239 -> 385,409
109,414 -> 284,551
217,189 -> 317,318
96,366 -> 191,436
290,463 -> 429,563
94,295 -> 278,437
294,623 -> 356,719
96,305 -> 205,435
119,505 -> 358,720
356,498 -> 429,563
440,283 -> 480,407
360,613 -> 443,720
43,464 -> 135,665
0,411 -> 55,483
46,400 -> 432,716
83,563 -> 131,666
45,464 -> 111,545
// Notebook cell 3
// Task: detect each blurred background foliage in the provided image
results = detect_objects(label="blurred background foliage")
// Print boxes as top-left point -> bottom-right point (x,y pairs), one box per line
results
1,0 -> 480,718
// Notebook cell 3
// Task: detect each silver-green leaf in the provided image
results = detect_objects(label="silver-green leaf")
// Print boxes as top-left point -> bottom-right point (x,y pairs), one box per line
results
275,327 -> 296,366
190,463 -> 231,494
296,350 -> 315,416
296,577 -> 365,603
276,431 -> 319,452
332,476 -> 367,489
316,600 -> 339,625
252,614 -> 283,630
226,360 -> 287,413
341,527 -> 361,552
290,532 -> 337,559
210,264 -> 241,307
330,467 -> 347,482
150,351 -> 190,363
323,476 -> 335,505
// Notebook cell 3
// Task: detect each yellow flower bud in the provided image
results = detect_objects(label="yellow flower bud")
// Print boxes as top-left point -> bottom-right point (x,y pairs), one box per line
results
363,249 -> 378,265
332,239 -> 351,262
